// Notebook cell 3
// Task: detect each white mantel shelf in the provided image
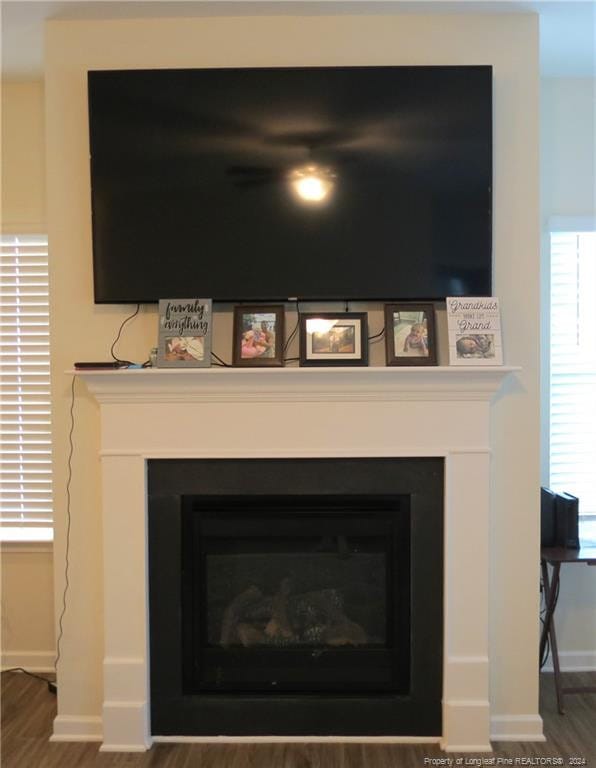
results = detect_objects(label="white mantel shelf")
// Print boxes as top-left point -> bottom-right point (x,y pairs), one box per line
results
72,365 -> 519,404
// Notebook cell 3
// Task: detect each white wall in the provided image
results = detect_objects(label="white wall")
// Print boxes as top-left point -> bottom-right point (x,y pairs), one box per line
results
542,79 -> 595,219
1,80 -> 46,230
541,78 -> 596,670
1,547 -> 55,671
45,13 -> 541,738
0,80 -> 56,671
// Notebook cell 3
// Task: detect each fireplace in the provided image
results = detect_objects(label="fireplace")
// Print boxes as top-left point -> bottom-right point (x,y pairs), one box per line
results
69,366 -> 516,751
148,457 -> 443,735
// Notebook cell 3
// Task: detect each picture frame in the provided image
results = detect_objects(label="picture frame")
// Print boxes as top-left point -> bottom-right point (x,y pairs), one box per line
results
157,298 -> 212,368
384,303 -> 437,366
299,313 -> 368,367
446,297 -> 503,366
233,305 -> 285,367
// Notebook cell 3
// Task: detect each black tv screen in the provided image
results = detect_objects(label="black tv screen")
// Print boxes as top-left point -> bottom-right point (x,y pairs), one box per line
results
88,66 -> 492,303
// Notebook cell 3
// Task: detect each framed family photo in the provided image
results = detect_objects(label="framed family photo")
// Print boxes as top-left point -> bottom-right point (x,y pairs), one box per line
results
299,313 -> 368,367
233,305 -> 285,367
384,303 -> 437,366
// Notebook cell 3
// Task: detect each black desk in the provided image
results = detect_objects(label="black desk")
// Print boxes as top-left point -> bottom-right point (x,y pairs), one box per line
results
540,545 -> 596,713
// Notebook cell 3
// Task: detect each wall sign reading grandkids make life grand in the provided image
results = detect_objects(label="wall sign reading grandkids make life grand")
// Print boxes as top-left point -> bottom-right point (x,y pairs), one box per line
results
447,297 -> 503,366
157,298 -> 212,367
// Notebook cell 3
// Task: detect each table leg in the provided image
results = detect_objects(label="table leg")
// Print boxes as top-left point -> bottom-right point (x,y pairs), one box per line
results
541,560 -> 564,714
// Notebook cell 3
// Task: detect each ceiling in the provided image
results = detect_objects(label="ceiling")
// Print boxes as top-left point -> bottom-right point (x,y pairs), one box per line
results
1,0 -> 594,79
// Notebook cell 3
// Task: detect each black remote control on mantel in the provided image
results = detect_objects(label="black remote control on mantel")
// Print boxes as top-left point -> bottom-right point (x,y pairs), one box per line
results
74,361 -> 128,370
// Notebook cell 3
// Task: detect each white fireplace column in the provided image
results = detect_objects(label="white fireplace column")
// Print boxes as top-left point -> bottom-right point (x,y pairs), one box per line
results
74,366 -> 517,752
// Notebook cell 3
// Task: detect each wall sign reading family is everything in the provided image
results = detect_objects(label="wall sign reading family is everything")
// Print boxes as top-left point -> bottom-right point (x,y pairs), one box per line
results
157,298 -> 212,367
447,297 -> 503,366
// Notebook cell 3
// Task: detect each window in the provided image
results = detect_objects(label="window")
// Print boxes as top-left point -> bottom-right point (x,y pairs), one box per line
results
549,229 -> 596,541
0,235 -> 52,542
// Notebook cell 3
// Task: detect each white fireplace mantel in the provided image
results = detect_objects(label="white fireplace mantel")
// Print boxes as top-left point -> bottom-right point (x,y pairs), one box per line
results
62,365 -> 524,752
73,365 -> 518,404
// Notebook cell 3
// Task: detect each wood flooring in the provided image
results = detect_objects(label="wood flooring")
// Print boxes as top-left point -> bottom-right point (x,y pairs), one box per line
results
1,671 -> 595,767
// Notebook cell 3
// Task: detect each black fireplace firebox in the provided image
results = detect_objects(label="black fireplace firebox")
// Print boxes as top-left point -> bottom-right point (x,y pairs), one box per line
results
149,458 -> 443,736
182,495 -> 410,695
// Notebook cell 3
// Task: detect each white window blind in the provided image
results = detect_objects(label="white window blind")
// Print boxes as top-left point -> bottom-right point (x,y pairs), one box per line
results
549,230 -> 596,528
0,234 -> 52,542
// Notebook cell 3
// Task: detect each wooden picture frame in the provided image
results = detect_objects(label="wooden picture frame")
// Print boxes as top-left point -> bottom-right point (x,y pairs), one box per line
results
384,303 -> 437,366
299,313 -> 368,367
233,305 -> 285,367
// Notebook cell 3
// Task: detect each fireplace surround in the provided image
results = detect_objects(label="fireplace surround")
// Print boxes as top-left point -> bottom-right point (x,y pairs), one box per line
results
148,457 -> 443,735
73,365 -> 516,752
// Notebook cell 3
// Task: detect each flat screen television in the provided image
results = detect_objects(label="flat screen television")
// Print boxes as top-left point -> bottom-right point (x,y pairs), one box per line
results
88,66 -> 492,304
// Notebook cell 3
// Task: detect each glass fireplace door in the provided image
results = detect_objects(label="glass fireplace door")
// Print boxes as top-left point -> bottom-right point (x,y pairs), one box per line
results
181,495 -> 410,694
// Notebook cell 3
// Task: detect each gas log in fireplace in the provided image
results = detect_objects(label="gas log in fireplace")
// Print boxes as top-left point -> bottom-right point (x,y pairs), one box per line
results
148,457 -> 443,736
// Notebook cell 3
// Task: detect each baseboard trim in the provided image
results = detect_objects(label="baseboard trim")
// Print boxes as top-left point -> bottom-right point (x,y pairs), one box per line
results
542,651 -> 596,673
1,650 -> 55,673
51,715 -> 103,742
490,715 -> 545,742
